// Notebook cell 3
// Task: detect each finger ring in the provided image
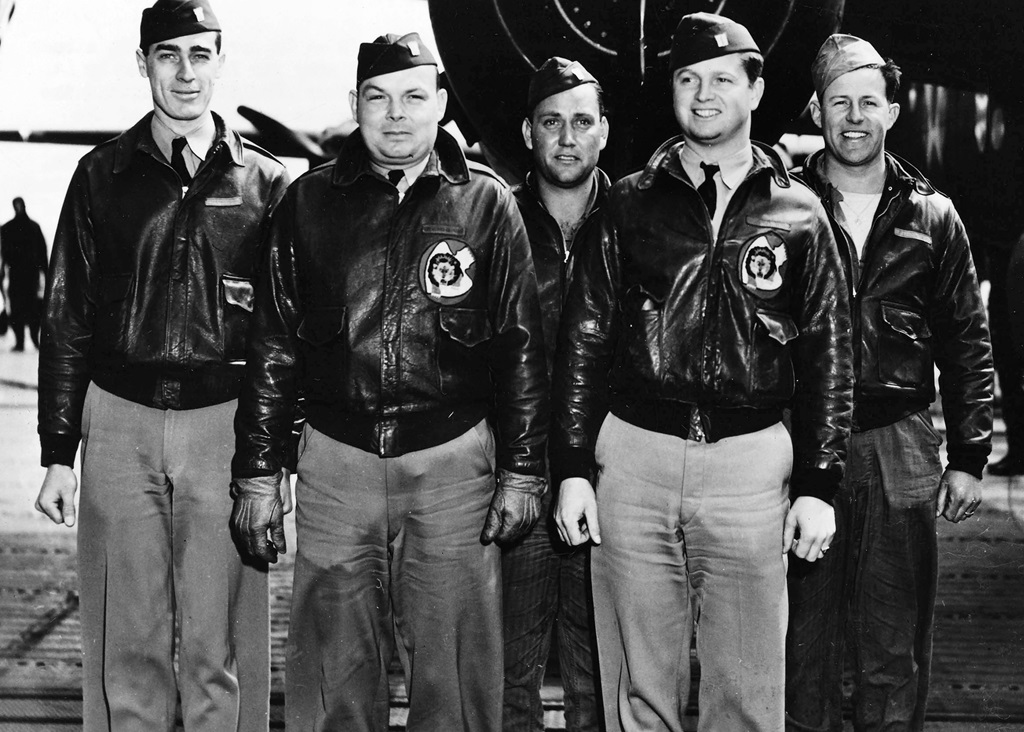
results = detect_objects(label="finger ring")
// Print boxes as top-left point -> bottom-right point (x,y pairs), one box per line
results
821,545 -> 830,553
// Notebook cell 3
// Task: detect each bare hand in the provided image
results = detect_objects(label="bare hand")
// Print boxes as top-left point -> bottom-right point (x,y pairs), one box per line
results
554,477 -> 601,546
34,464 -> 79,527
936,469 -> 981,522
783,495 -> 835,562
279,468 -> 294,515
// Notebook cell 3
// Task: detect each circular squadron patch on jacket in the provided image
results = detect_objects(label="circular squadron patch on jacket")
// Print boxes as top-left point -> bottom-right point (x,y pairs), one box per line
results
738,232 -> 788,296
419,239 -> 477,305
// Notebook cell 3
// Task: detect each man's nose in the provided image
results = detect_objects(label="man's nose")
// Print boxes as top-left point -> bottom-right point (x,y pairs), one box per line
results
387,99 -> 406,120
177,57 -> 196,82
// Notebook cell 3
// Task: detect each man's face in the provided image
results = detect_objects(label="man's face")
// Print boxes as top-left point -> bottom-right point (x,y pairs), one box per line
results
812,66 -> 899,169
522,84 -> 608,189
350,65 -> 447,169
672,53 -> 763,154
136,31 -> 224,123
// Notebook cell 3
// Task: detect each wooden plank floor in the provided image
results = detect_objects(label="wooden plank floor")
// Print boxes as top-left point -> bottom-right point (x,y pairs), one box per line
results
2,495 -> 1023,730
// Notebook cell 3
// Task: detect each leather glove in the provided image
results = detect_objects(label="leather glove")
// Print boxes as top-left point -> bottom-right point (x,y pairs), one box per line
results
230,473 -> 286,563
481,469 -> 547,545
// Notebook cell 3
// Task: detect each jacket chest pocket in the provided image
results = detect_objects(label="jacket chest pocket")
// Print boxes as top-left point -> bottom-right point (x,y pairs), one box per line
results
94,273 -> 133,356
203,196 -> 254,250
747,310 -> 798,396
296,307 -> 348,400
221,274 -> 254,363
877,302 -> 932,388
437,307 -> 492,396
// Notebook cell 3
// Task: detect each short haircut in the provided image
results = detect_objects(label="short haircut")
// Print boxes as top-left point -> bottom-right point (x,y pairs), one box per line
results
741,53 -> 764,84
878,59 -> 902,101
145,31 -> 221,56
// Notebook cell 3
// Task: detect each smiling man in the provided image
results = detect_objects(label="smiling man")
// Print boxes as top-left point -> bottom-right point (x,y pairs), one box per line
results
785,34 -> 993,732
230,32 -> 547,731
34,1 -> 290,730
551,13 -> 853,730
502,57 -> 609,732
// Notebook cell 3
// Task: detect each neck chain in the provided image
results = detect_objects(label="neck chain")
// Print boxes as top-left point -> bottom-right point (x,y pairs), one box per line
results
840,191 -> 881,225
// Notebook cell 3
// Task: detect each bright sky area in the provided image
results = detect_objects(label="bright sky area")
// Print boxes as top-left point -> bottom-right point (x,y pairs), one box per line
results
0,0 -> 437,245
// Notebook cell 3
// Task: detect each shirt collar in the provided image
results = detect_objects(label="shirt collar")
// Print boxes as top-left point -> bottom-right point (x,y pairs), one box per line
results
371,155 -> 431,187
150,110 -> 217,163
678,142 -> 753,190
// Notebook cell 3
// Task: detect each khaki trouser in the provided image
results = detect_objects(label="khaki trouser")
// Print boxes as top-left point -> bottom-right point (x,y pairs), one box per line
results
592,414 -> 792,732
286,420 -> 503,732
78,383 -> 269,732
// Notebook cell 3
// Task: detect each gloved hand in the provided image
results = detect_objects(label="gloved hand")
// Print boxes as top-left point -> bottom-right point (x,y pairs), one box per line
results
481,469 -> 547,545
230,472 -> 287,563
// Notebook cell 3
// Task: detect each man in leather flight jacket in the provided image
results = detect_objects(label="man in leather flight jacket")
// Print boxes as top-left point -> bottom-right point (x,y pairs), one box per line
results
229,34 -> 548,731
785,36 -> 993,732
502,57 -> 610,732
552,13 -> 854,731
33,2 -> 290,730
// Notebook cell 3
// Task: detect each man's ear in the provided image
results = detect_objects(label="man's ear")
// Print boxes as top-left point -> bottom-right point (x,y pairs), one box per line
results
436,87 -> 448,119
748,76 -> 765,111
136,48 -> 149,79
809,97 -> 822,129
349,89 -> 359,120
521,118 -> 534,151
887,101 -> 901,130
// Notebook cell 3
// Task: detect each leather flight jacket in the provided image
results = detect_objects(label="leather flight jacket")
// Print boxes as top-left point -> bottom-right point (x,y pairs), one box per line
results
39,112 -> 290,467
512,168 -> 611,377
232,127 -> 548,479
797,150 -> 993,477
551,137 -> 854,501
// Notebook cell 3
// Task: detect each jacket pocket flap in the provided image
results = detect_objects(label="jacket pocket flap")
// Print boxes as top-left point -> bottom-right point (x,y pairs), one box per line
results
881,303 -> 931,340
755,310 -> 799,344
439,308 -> 492,347
99,273 -> 132,303
297,307 -> 347,345
222,275 -> 254,312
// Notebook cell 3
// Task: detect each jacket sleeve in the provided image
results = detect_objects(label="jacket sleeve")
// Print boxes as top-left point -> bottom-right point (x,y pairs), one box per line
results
232,190 -> 303,478
549,202 -> 621,487
931,205 -> 994,477
486,188 -> 549,478
38,162 -> 96,467
788,203 -> 854,501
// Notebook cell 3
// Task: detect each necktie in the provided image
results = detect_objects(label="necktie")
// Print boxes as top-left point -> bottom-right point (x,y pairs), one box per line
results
387,168 -> 409,196
698,162 -> 719,217
171,137 -> 192,186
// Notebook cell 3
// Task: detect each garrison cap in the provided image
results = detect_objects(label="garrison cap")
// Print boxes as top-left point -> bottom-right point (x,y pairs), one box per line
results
527,57 -> 599,114
140,0 -> 220,51
812,34 -> 887,96
356,33 -> 438,87
670,12 -> 760,73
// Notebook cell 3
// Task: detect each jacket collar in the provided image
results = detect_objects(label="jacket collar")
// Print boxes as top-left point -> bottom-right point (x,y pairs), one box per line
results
637,135 -> 790,191
331,126 -> 470,188
520,167 -> 612,213
113,111 -> 244,174
802,148 -> 935,200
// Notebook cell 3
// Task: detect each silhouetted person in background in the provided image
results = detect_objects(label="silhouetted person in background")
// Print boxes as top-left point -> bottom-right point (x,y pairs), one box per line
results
1,197 -> 47,351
